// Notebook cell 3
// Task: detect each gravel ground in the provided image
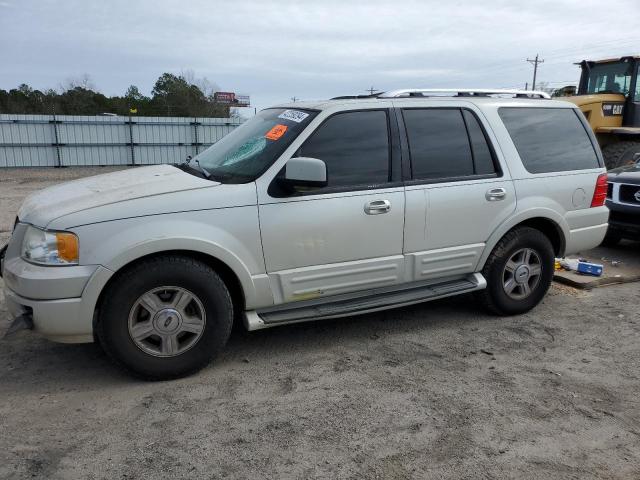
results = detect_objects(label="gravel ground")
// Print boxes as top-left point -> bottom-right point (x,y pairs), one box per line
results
1,168 -> 639,479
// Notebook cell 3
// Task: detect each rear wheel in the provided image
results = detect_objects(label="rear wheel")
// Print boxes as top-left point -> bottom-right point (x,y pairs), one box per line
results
476,227 -> 555,316
602,141 -> 640,170
97,255 -> 233,380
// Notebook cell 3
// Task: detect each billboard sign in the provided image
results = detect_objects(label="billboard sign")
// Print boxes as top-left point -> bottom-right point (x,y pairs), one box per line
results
214,92 -> 235,104
214,91 -> 250,107
235,95 -> 250,106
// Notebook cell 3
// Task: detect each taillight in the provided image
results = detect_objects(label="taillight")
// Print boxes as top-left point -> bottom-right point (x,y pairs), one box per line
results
591,173 -> 608,207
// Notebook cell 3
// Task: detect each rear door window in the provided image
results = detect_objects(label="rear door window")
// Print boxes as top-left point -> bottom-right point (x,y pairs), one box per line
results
402,108 -> 498,180
462,110 -> 496,175
403,109 -> 474,180
499,107 -> 600,173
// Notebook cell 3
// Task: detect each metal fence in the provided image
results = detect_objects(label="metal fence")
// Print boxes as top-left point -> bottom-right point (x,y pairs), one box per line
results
0,114 -> 243,167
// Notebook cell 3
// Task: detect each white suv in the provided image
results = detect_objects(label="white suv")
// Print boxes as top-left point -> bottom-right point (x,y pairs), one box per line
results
1,89 -> 609,379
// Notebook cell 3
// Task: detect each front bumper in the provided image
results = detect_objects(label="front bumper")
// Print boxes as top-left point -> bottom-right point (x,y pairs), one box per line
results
2,256 -> 98,300
2,245 -> 110,343
4,287 -> 92,343
605,200 -> 640,239
608,213 -> 640,238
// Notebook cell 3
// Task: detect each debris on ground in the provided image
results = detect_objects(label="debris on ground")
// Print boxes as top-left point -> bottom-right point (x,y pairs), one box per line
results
557,257 -> 603,277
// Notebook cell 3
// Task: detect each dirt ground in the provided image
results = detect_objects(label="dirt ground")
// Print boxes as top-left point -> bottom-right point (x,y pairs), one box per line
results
1,168 -> 639,480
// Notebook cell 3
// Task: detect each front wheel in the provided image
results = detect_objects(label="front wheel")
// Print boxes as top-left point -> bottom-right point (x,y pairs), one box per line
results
476,227 -> 555,316
97,256 -> 233,380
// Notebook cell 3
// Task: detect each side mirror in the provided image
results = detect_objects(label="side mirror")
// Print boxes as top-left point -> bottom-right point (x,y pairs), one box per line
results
281,157 -> 327,189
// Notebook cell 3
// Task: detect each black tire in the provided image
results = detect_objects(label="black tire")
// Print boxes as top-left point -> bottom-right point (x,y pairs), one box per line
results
601,230 -> 621,247
476,227 -> 555,316
97,255 -> 233,380
602,141 -> 640,170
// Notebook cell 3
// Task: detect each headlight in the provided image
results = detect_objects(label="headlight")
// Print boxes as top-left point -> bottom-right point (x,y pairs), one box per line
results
21,226 -> 79,265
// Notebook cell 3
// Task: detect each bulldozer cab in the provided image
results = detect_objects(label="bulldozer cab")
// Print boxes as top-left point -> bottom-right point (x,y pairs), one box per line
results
577,56 -> 640,127
566,56 -> 640,169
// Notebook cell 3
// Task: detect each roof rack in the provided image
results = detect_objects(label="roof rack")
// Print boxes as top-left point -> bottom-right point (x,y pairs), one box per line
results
378,88 -> 551,99
330,93 -> 380,100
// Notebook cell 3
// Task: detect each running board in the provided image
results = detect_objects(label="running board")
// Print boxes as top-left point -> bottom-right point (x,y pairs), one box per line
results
244,273 -> 486,331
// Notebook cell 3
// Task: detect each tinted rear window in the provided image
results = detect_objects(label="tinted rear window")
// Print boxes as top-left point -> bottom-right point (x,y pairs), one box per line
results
403,109 -> 474,179
462,110 -> 496,175
498,108 -> 600,173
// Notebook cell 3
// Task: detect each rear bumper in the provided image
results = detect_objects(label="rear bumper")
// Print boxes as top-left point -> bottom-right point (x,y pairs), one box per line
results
565,223 -> 608,255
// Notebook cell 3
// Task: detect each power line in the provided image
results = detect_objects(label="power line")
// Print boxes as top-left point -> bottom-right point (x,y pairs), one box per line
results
445,38 -> 640,81
526,54 -> 544,90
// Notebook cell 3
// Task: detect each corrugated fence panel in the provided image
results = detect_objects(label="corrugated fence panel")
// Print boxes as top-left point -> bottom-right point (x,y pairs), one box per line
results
199,117 -> 239,146
135,145 -> 193,165
0,114 -> 59,167
62,146 -> 131,166
0,114 -> 242,167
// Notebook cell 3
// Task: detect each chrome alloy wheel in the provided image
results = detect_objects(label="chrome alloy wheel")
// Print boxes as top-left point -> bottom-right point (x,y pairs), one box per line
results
502,248 -> 542,300
128,286 -> 206,357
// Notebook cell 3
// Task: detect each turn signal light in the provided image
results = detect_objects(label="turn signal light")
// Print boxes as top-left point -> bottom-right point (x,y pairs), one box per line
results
56,232 -> 79,263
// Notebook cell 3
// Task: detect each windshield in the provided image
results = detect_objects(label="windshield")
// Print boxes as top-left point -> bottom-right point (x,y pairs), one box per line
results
585,61 -> 634,95
193,108 -> 318,183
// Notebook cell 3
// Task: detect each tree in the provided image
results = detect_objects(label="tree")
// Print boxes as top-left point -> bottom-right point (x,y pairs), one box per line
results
150,72 -> 228,117
59,74 -> 95,93
125,85 -> 145,101
0,72 -> 231,117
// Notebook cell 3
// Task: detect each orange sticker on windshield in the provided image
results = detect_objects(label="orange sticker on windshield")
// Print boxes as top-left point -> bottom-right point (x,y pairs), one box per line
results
265,124 -> 288,140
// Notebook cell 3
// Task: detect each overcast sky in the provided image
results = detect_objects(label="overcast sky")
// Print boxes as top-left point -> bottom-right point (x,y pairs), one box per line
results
1,0 -> 640,111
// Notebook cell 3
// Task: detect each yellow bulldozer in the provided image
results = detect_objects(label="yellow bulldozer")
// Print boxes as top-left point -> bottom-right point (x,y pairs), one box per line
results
564,56 -> 640,169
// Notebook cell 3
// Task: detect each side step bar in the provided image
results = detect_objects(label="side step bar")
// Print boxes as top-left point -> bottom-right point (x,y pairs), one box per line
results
244,273 -> 486,331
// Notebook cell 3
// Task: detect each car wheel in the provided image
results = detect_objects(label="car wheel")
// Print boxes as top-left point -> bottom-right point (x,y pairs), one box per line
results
97,255 -> 233,380
601,230 -> 621,247
476,227 -> 555,316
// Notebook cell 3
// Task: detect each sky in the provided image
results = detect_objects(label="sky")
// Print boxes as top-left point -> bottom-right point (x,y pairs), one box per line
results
1,0 -> 640,112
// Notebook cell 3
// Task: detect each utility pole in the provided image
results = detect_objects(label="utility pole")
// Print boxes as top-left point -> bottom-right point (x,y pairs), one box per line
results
366,86 -> 377,95
526,54 -> 544,91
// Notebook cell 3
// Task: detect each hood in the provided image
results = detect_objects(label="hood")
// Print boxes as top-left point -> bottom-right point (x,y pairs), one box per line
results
608,161 -> 640,185
18,165 -> 218,227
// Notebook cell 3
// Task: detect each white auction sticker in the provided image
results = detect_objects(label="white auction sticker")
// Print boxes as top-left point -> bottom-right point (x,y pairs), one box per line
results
278,110 -> 309,123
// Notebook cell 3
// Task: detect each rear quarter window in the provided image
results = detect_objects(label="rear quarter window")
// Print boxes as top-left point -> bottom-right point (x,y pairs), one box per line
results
498,107 -> 601,173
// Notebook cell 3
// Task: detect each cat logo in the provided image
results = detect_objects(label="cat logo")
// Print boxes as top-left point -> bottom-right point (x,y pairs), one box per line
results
602,103 -> 624,117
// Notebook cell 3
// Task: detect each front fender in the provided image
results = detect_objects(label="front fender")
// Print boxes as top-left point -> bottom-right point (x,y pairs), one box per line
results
73,207 -> 271,311
106,236 -> 261,303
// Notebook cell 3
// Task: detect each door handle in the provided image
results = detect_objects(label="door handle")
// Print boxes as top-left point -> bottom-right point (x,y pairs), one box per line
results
485,187 -> 507,201
364,199 -> 391,215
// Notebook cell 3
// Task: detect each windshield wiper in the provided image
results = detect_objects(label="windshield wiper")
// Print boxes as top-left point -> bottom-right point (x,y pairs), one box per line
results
175,158 -> 211,180
207,172 -> 253,183
192,159 -> 211,179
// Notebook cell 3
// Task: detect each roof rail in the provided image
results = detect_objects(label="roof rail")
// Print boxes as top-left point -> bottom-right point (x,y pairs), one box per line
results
330,93 -> 380,100
378,88 -> 551,99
